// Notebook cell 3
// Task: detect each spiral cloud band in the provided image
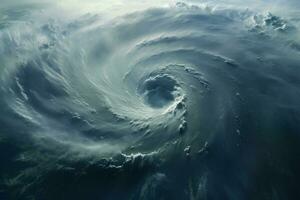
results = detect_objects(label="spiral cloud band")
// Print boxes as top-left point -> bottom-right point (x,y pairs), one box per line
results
0,1 -> 300,199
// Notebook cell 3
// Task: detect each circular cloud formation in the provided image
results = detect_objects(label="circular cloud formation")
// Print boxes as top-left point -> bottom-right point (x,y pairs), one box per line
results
0,1 -> 300,199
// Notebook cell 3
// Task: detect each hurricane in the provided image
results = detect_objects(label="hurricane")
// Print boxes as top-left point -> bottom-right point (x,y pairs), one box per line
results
1,0 -> 300,199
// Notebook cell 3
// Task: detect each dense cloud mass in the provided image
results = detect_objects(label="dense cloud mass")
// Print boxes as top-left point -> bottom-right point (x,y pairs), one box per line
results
0,1 -> 300,199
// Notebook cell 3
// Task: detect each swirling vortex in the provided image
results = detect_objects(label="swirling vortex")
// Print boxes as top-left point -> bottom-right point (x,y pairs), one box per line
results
1,2 -> 300,199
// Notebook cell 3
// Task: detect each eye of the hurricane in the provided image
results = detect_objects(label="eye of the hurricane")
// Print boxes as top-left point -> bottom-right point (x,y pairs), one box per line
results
139,74 -> 178,108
